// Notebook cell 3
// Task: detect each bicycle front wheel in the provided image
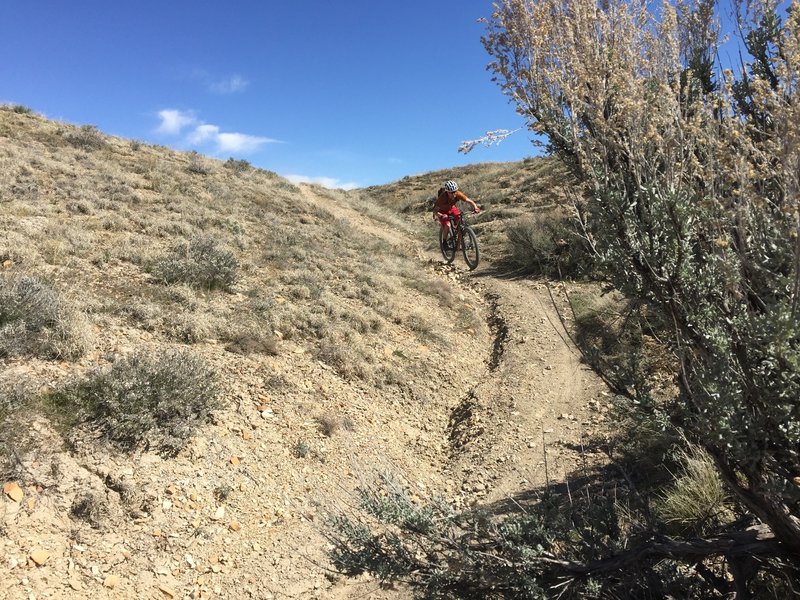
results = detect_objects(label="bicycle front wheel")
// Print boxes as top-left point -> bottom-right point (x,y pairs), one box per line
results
439,228 -> 456,263
461,227 -> 479,270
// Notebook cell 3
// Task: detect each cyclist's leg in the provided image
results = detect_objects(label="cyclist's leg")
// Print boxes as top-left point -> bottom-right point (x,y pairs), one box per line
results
450,207 -> 462,248
438,213 -> 452,246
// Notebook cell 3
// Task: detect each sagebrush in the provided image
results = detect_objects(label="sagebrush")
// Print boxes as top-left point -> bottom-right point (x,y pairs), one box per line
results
151,236 -> 239,291
48,349 -> 221,456
483,0 -> 800,555
0,274 -> 91,360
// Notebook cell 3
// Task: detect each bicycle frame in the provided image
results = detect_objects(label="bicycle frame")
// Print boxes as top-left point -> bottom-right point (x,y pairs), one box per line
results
439,210 -> 480,270
444,210 -> 471,244
446,215 -> 463,246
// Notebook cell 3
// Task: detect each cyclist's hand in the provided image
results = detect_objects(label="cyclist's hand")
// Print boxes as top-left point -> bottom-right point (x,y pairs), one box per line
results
474,206 -> 482,214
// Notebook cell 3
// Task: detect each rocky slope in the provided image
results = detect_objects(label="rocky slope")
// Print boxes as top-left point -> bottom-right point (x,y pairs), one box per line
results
0,108 -> 611,599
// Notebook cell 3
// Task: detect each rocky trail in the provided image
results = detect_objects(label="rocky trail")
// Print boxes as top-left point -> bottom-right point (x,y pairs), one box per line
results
318,188 -> 613,596
1,185 -> 611,600
444,275 -> 611,504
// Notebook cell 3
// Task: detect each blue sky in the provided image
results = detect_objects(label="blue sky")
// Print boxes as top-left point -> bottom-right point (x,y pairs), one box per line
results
1,1 -> 539,189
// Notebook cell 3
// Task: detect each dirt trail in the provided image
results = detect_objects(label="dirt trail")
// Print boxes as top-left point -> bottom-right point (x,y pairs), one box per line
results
447,277 -> 610,503
312,184 -> 612,511
304,184 -> 613,597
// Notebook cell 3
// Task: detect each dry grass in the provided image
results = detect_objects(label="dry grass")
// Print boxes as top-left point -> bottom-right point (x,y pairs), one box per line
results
0,374 -> 38,479
0,274 -> 93,360
0,106 -> 503,468
656,445 -> 733,534
70,492 -> 109,529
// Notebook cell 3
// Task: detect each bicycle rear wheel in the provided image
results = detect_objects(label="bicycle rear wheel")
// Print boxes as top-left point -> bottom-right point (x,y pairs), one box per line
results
461,227 -> 479,270
439,227 -> 456,263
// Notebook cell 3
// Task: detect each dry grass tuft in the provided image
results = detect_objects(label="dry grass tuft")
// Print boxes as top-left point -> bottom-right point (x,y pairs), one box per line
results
70,492 -> 109,529
0,374 -> 38,479
224,330 -> 279,356
315,413 -> 353,437
0,274 -> 92,360
656,445 -> 732,534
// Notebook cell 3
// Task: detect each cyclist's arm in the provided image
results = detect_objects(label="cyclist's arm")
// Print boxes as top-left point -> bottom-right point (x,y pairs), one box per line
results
463,197 -> 481,213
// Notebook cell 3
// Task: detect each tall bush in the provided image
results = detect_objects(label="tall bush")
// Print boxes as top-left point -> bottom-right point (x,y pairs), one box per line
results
480,0 -> 800,557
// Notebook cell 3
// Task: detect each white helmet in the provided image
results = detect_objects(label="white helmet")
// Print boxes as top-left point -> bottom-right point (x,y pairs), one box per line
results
444,180 -> 458,192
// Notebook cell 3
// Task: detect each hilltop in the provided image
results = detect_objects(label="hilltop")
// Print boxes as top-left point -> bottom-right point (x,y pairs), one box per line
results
0,108 -> 609,599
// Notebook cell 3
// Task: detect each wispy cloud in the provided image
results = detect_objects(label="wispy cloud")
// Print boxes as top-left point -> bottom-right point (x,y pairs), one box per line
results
187,123 -> 220,144
189,69 -> 250,95
209,74 -> 249,95
218,132 -> 277,153
285,174 -> 360,191
155,109 -> 197,135
154,108 -> 279,155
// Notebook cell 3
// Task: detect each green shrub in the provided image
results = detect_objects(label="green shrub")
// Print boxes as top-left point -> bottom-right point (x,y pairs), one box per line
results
0,274 -> 91,359
292,441 -> 311,458
506,218 -> 553,272
10,104 -> 33,114
327,470 -> 741,599
328,475 -> 576,598
63,124 -> 106,150
151,236 -> 239,291
476,0 -> 800,586
224,157 -> 252,173
506,216 -> 590,278
48,349 -> 221,456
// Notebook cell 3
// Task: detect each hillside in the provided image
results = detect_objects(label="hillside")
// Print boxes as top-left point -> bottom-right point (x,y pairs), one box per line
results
0,108 -> 610,599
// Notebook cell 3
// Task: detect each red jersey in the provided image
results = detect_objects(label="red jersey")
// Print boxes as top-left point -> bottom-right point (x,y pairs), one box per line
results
434,189 -> 468,213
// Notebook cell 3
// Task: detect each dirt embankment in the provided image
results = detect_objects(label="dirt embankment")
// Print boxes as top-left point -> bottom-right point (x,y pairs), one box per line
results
1,184 -> 610,600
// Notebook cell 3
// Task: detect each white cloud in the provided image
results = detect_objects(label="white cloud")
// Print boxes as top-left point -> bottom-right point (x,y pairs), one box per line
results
155,108 -> 278,155
217,132 -> 277,153
188,124 -> 220,144
210,74 -> 249,94
155,109 -> 196,135
285,174 -> 359,191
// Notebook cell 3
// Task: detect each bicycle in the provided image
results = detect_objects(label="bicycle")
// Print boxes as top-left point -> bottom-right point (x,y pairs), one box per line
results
439,210 -> 480,270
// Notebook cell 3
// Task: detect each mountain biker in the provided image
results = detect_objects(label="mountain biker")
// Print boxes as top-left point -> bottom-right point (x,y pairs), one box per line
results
433,180 -> 481,247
